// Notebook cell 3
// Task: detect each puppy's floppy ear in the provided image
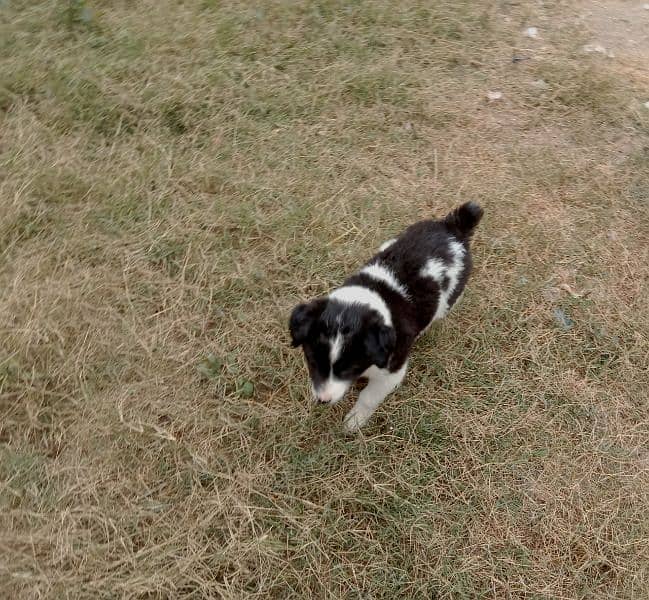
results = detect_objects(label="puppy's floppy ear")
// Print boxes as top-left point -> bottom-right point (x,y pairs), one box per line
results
289,299 -> 325,347
364,321 -> 396,368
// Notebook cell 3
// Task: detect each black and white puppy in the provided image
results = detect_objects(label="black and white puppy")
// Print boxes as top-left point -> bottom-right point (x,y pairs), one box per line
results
289,202 -> 483,432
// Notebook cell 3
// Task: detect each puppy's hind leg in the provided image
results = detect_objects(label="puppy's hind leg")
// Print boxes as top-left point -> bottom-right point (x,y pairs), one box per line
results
343,362 -> 408,433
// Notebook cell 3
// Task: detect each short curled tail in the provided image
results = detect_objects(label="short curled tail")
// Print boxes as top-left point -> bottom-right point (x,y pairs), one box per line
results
443,201 -> 484,237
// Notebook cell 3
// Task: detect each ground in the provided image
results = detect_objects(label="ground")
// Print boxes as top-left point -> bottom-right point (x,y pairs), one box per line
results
1,1 -> 649,598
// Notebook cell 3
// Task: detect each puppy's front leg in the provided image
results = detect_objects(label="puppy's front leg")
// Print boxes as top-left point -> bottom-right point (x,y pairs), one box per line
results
343,363 -> 407,433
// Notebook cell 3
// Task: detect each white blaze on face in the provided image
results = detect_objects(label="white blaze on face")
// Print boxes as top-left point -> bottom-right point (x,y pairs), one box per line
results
329,333 -> 343,363
313,333 -> 350,404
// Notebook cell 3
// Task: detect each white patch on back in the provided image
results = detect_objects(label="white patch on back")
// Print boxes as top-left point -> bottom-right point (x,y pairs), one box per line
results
378,238 -> 397,252
329,333 -> 343,363
420,239 -> 466,321
329,286 -> 392,326
360,263 -> 410,300
419,258 -> 446,284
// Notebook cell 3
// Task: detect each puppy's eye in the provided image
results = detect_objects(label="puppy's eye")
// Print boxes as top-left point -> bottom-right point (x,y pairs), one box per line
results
340,325 -> 351,336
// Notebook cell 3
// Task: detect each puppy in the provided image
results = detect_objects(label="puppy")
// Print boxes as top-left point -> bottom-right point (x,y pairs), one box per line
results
289,202 -> 483,432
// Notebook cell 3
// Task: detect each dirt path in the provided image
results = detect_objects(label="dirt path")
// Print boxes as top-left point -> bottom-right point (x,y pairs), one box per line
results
581,0 -> 649,81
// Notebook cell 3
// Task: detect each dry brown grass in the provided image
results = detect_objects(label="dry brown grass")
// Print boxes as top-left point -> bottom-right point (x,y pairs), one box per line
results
2,1 -> 649,598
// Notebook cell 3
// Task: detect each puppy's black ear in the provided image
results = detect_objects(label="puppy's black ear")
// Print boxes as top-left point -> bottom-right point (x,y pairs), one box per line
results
289,300 -> 325,347
365,322 -> 396,368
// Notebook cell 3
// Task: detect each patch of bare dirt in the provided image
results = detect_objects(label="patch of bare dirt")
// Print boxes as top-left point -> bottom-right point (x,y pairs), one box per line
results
580,0 -> 649,79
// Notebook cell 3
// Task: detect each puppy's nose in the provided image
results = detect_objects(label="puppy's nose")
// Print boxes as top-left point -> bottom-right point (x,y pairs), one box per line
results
316,392 -> 332,404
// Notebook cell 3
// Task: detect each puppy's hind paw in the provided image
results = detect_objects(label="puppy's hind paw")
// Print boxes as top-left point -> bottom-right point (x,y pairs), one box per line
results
343,406 -> 371,434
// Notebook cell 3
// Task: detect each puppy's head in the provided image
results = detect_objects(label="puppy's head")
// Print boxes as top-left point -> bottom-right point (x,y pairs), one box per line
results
289,298 -> 396,404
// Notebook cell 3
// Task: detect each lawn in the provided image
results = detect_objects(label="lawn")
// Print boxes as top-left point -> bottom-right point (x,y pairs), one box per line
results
1,1 -> 649,598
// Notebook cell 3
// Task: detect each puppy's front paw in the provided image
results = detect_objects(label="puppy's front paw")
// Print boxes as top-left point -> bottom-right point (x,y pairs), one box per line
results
343,405 -> 371,434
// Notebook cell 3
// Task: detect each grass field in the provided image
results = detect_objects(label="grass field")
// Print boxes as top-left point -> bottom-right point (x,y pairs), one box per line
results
2,1 -> 649,598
